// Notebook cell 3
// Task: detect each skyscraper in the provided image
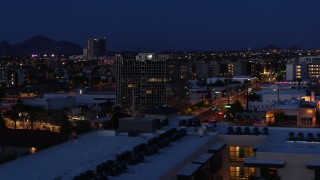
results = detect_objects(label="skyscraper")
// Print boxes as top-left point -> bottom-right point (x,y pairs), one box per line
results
116,53 -> 167,116
87,37 -> 106,59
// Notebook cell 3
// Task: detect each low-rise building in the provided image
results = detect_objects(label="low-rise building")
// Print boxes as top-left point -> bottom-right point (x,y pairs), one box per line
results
1,120 -> 320,180
248,89 -> 306,112
266,101 -> 318,127
44,92 -> 116,106
24,96 -> 76,110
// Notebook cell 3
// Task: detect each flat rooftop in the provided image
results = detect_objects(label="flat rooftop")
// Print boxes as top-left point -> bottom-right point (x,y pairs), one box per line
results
256,127 -> 320,154
220,125 -> 320,154
257,89 -> 306,95
1,118 -> 320,179
0,126 -> 217,180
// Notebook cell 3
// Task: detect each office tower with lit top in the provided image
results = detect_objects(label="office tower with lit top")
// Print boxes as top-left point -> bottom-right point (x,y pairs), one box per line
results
116,53 -> 167,116
87,37 -> 106,59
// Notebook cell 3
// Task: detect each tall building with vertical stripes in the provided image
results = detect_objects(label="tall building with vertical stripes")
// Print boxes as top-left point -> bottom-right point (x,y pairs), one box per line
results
87,37 -> 106,59
116,53 -> 167,116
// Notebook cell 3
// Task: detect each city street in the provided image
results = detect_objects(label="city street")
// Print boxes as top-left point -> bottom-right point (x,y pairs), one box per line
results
191,90 -> 247,122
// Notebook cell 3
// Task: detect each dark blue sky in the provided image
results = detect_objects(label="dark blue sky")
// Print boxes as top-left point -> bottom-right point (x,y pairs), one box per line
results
0,0 -> 319,51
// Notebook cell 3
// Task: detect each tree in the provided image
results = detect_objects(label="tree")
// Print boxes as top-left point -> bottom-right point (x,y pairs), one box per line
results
212,80 -> 224,87
229,101 -> 244,117
3,110 -> 19,129
0,116 -> 7,129
0,82 -> 6,89
24,106 -> 45,130
98,102 -> 115,117
60,114 -> 73,135
247,92 -> 261,101
75,121 -> 92,134
16,99 -> 24,112
224,76 -> 233,85
233,80 -> 242,84
242,79 -> 251,87
110,104 -> 130,129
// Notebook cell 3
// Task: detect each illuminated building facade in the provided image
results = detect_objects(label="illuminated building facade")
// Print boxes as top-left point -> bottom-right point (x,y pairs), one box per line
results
116,53 -> 167,116
286,56 -> 320,81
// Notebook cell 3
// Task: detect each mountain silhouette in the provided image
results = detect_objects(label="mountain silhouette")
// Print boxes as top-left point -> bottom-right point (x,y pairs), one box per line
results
0,35 -> 83,54
257,44 -> 282,51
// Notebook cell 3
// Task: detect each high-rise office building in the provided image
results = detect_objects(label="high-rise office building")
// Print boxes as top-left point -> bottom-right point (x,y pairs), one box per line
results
116,53 -> 167,116
166,58 -> 190,98
87,37 -> 106,59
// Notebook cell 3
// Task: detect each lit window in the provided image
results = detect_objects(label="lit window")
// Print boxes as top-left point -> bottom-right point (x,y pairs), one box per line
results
229,146 -> 255,162
230,166 -> 255,180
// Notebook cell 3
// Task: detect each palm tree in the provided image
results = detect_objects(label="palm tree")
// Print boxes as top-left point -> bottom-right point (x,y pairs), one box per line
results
60,114 -> 73,135
24,105 -> 45,130
3,110 -> 19,129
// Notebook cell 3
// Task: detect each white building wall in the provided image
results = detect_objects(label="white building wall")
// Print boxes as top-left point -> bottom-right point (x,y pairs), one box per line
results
46,96 -> 76,110
23,99 -> 49,109
248,101 -> 274,111
24,96 -> 76,110
256,152 -> 319,180
44,93 -> 116,106
286,63 -> 294,81
259,90 -> 306,103
216,135 -> 267,180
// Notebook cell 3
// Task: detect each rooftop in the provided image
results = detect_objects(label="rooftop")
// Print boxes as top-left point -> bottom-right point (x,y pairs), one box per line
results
0,119 -> 216,180
257,89 -> 306,96
1,119 -> 320,179
255,127 -> 320,154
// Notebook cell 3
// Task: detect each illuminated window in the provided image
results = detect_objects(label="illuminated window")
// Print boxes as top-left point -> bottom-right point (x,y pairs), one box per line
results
230,166 -> 255,180
127,84 -> 136,88
146,90 -> 152,94
229,146 -> 255,162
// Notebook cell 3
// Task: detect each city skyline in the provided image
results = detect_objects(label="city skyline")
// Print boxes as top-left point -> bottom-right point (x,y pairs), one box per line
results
0,0 -> 320,51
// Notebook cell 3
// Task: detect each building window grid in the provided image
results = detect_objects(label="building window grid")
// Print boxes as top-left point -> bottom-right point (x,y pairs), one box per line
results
229,146 -> 255,162
301,118 -> 312,126
230,166 -> 255,180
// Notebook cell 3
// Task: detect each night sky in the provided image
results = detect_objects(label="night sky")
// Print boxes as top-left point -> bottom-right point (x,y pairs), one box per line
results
0,0 -> 319,51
